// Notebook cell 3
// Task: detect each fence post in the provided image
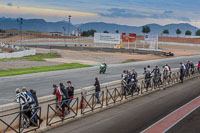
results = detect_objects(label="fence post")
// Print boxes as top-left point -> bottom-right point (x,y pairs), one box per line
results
92,94 -> 94,112
106,86 -> 108,106
114,88 -> 117,103
19,106 -> 22,133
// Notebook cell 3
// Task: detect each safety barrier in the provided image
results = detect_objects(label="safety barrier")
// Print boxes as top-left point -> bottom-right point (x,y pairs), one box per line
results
106,87 -> 123,106
81,91 -> 104,114
0,106 -> 41,133
46,98 -> 79,126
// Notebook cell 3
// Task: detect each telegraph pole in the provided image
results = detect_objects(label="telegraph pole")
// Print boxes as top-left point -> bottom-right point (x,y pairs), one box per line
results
17,18 -> 23,48
68,15 -> 71,36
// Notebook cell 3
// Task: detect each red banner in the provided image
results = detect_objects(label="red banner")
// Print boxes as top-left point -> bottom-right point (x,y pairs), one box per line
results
121,33 -> 137,42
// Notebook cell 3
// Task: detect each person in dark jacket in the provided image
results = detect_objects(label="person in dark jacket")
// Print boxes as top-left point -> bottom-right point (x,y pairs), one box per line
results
180,62 -> 185,83
66,81 -> 74,113
94,77 -> 101,104
59,83 -> 69,115
30,89 -> 43,124
60,83 -> 69,99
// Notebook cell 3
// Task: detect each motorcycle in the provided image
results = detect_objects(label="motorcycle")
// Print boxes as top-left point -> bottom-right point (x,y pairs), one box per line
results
100,63 -> 107,74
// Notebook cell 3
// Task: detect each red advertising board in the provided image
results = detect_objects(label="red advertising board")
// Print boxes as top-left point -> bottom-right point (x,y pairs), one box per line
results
121,33 -> 137,42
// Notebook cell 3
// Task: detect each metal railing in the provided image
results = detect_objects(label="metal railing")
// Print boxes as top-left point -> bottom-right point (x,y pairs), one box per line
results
81,91 -> 104,114
106,87 -> 123,106
46,98 -> 79,126
0,106 -> 41,133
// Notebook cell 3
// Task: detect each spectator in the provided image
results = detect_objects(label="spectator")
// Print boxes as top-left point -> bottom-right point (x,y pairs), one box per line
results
15,88 -> 31,128
22,87 -> 37,126
94,77 -> 101,104
198,61 -> 200,73
30,89 -> 43,124
60,83 -> 69,115
66,81 -> 74,113
60,83 -> 69,100
53,84 -> 65,117
180,62 -> 185,83
190,61 -> 195,75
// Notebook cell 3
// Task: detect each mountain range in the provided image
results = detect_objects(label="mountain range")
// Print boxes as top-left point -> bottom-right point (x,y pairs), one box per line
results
0,17 -> 198,36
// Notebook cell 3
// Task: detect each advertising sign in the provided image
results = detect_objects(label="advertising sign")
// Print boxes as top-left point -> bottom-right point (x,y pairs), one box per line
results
122,33 -> 137,42
145,34 -> 158,41
94,33 -> 121,44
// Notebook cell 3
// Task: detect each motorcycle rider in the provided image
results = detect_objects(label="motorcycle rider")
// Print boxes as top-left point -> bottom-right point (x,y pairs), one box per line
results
144,66 -> 152,89
163,64 -> 172,80
152,66 -> 162,85
190,61 -> 195,75
180,62 -> 186,83
185,60 -> 191,76
130,68 -> 139,93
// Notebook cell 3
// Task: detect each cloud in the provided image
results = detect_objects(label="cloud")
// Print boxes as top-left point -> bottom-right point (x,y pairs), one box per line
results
100,8 -> 190,22
164,10 -> 173,14
99,8 -> 147,18
7,3 -> 13,6
0,4 -> 98,21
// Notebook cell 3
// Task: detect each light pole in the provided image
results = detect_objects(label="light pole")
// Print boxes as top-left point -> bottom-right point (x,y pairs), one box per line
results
63,27 -> 66,45
68,15 -> 71,36
17,18 -> 23,47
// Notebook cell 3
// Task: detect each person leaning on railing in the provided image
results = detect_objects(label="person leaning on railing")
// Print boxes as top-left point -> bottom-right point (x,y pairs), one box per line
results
94,77 -> 101,104
53,84 -> 65,117
180,62 -> 186,83
14,88 -> 31,128
66,81 -> 74,114
30,89 -> 43,124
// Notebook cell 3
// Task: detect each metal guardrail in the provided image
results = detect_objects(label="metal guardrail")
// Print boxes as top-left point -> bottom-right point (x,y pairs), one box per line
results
106,87 -> 123,106
46,98 -> 79,126
81,91 -> 104,114
0,106 -> 41,133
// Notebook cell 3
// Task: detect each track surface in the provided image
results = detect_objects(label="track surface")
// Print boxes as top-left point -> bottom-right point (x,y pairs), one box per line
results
45,76 -> 200,133
0,55 -> 200,105
167,107 -> 200,133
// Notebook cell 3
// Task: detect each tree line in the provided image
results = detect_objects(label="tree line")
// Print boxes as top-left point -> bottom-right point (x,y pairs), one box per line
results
142,25 -> 200,36
80,26 -> 200,37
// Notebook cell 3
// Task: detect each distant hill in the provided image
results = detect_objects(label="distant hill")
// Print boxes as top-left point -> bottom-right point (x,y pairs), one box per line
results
0,17 -> 75,32
0,17 -> 198,36
78,22 -> 198,36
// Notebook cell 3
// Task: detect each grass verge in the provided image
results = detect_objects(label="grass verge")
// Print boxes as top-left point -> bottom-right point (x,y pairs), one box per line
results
121,59 -> 138,63
0,63 -> 91,77
0,53 -> 61,62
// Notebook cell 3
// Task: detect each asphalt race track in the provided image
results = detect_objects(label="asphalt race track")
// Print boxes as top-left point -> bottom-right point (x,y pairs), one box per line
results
45,76 -> 200,133
0,55 -> 200,105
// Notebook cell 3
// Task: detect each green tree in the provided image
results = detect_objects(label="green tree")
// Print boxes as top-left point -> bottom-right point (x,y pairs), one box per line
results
115,30 -> 119,33
81,29 -> 96,37
185,30 -> 192,36
104,30 -> 109,33
142,25 -> 151,34
176,29 -> 182,37
196,30 -> 200,36
163,29 -> 169,36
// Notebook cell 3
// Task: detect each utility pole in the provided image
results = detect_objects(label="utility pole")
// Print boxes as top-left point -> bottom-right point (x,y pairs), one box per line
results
17,18 -> 23,48
63,27 -> 66,45
68,15 -> 71,36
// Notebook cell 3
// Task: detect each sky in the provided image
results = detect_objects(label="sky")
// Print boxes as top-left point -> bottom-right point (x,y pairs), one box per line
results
0,0 -> 200,27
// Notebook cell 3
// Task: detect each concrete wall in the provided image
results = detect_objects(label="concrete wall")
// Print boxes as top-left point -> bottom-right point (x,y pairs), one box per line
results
0,49 -> 36,59
25,45 -> 165,55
